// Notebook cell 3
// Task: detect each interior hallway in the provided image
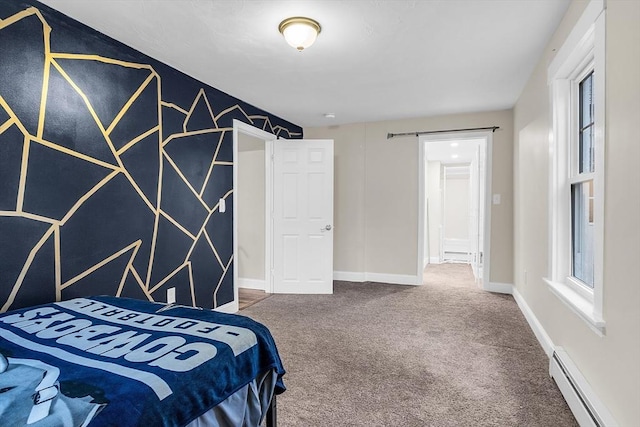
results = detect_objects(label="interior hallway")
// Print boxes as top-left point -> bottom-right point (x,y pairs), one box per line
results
424,262 -> 477,289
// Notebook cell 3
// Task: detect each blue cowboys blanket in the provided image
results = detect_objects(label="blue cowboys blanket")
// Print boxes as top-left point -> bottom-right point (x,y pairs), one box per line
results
0,296 -> 285,427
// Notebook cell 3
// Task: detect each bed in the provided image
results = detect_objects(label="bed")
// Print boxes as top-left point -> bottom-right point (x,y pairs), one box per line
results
0,296 -> 285,427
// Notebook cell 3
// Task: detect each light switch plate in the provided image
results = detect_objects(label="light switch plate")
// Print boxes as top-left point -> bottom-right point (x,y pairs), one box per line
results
219,198 -> 226,212
492,194 -> 501,205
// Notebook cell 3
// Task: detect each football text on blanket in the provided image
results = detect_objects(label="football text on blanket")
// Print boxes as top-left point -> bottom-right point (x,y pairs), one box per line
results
0,296 -> 285,427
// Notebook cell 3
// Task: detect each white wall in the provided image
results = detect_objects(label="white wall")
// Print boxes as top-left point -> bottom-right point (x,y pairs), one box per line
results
305,109 -> 513,283
237,133 -> 265,281
443,175 -> 469,241
513,0 -> 640,424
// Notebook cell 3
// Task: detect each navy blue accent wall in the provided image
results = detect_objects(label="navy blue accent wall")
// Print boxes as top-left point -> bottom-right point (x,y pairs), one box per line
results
0,1 -> 302,311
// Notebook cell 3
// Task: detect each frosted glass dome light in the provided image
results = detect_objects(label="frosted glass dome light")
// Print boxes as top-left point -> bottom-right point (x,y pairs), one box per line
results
278,17 -> 321,51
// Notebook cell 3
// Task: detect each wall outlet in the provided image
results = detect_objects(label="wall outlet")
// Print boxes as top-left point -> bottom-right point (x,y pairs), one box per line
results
167,287 -> 176,304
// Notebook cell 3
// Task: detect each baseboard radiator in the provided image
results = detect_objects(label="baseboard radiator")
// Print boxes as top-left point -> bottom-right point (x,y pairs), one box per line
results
549,349 -> 617,427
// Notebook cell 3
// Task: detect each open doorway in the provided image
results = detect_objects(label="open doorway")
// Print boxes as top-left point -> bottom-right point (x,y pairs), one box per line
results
417,132 -> 492,289
233,122 -> 334,307
232,121 -> 275,307
442,164 -> 473,263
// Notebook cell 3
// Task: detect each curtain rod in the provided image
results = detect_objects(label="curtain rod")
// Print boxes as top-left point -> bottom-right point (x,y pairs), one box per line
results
387,126 -> 500,139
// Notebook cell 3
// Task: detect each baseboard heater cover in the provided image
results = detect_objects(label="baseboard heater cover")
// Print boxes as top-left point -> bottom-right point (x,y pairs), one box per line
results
549,349 -> 617,427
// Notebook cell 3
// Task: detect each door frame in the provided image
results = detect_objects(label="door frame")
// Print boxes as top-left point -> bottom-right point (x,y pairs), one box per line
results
417,130 -> 493,289
232,120 -> 277,309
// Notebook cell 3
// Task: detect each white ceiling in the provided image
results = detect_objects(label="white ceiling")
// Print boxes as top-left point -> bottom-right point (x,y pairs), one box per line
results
426,138 -> 483,164
38,0 -> 570,128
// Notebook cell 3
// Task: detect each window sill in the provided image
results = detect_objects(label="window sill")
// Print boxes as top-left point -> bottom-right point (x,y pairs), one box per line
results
544,278 -> 605,336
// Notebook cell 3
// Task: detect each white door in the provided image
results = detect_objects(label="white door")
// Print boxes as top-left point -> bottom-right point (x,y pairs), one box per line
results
272,139 -> 334,294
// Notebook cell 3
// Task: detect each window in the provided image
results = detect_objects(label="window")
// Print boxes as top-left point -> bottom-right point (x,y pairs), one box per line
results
571,72 -> 594,287
545,0 -> 605,335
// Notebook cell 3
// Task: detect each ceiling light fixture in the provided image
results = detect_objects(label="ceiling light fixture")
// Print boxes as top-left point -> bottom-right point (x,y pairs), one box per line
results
279,17 -> 321,51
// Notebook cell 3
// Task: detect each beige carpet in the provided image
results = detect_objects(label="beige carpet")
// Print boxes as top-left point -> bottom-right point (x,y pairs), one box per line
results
244,264 -> 577,426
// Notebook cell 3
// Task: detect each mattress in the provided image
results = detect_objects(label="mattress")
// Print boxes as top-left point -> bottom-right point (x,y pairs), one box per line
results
0,296 -> 285,426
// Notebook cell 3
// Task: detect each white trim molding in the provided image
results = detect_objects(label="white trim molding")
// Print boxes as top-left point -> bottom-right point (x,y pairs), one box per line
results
416,131 -> 493,292
547,0 -> 605,83
214,299 -> 239,314
333,271 -> 366,282
544,278 -> 605,336
367,273 -> 420,286
237,278 -> 266,290
512,288 -> 554,357
546,0 -> 606,336
512,288 -> 618,426
334,271 -> 420,286
485,282 -> 513,295
232,120 -> 277,310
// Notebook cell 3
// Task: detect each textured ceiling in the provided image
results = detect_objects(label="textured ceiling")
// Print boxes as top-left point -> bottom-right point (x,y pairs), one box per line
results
38,0 -> 570,128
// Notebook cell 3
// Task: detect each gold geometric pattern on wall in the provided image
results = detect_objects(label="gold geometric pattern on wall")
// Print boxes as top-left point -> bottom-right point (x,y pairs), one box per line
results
0,6 -> 301,311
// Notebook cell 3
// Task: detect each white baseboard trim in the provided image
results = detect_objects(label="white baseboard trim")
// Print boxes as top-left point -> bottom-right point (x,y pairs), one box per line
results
366,272 -> 420,286
333,271 -> 366,282
485,282 -> 514,294
443,254 -> 471,263
443,238 -> 470,253
429,257 -> 440,264
214,299 -> 238,314
334,271 -> 420,286
237,278 -> 266,290
511,288 -> 619,426
512,288 -> 554,357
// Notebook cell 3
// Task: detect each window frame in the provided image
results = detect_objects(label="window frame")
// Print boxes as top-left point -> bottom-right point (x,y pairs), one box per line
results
545,0 -> 606,335
569,68 -> 595,289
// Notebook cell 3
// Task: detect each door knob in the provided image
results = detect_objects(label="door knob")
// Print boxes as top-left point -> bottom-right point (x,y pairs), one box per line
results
322,225 -> 332,231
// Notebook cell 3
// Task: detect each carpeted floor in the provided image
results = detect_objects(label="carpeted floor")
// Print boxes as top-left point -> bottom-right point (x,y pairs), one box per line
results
243,264 -> 577,426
